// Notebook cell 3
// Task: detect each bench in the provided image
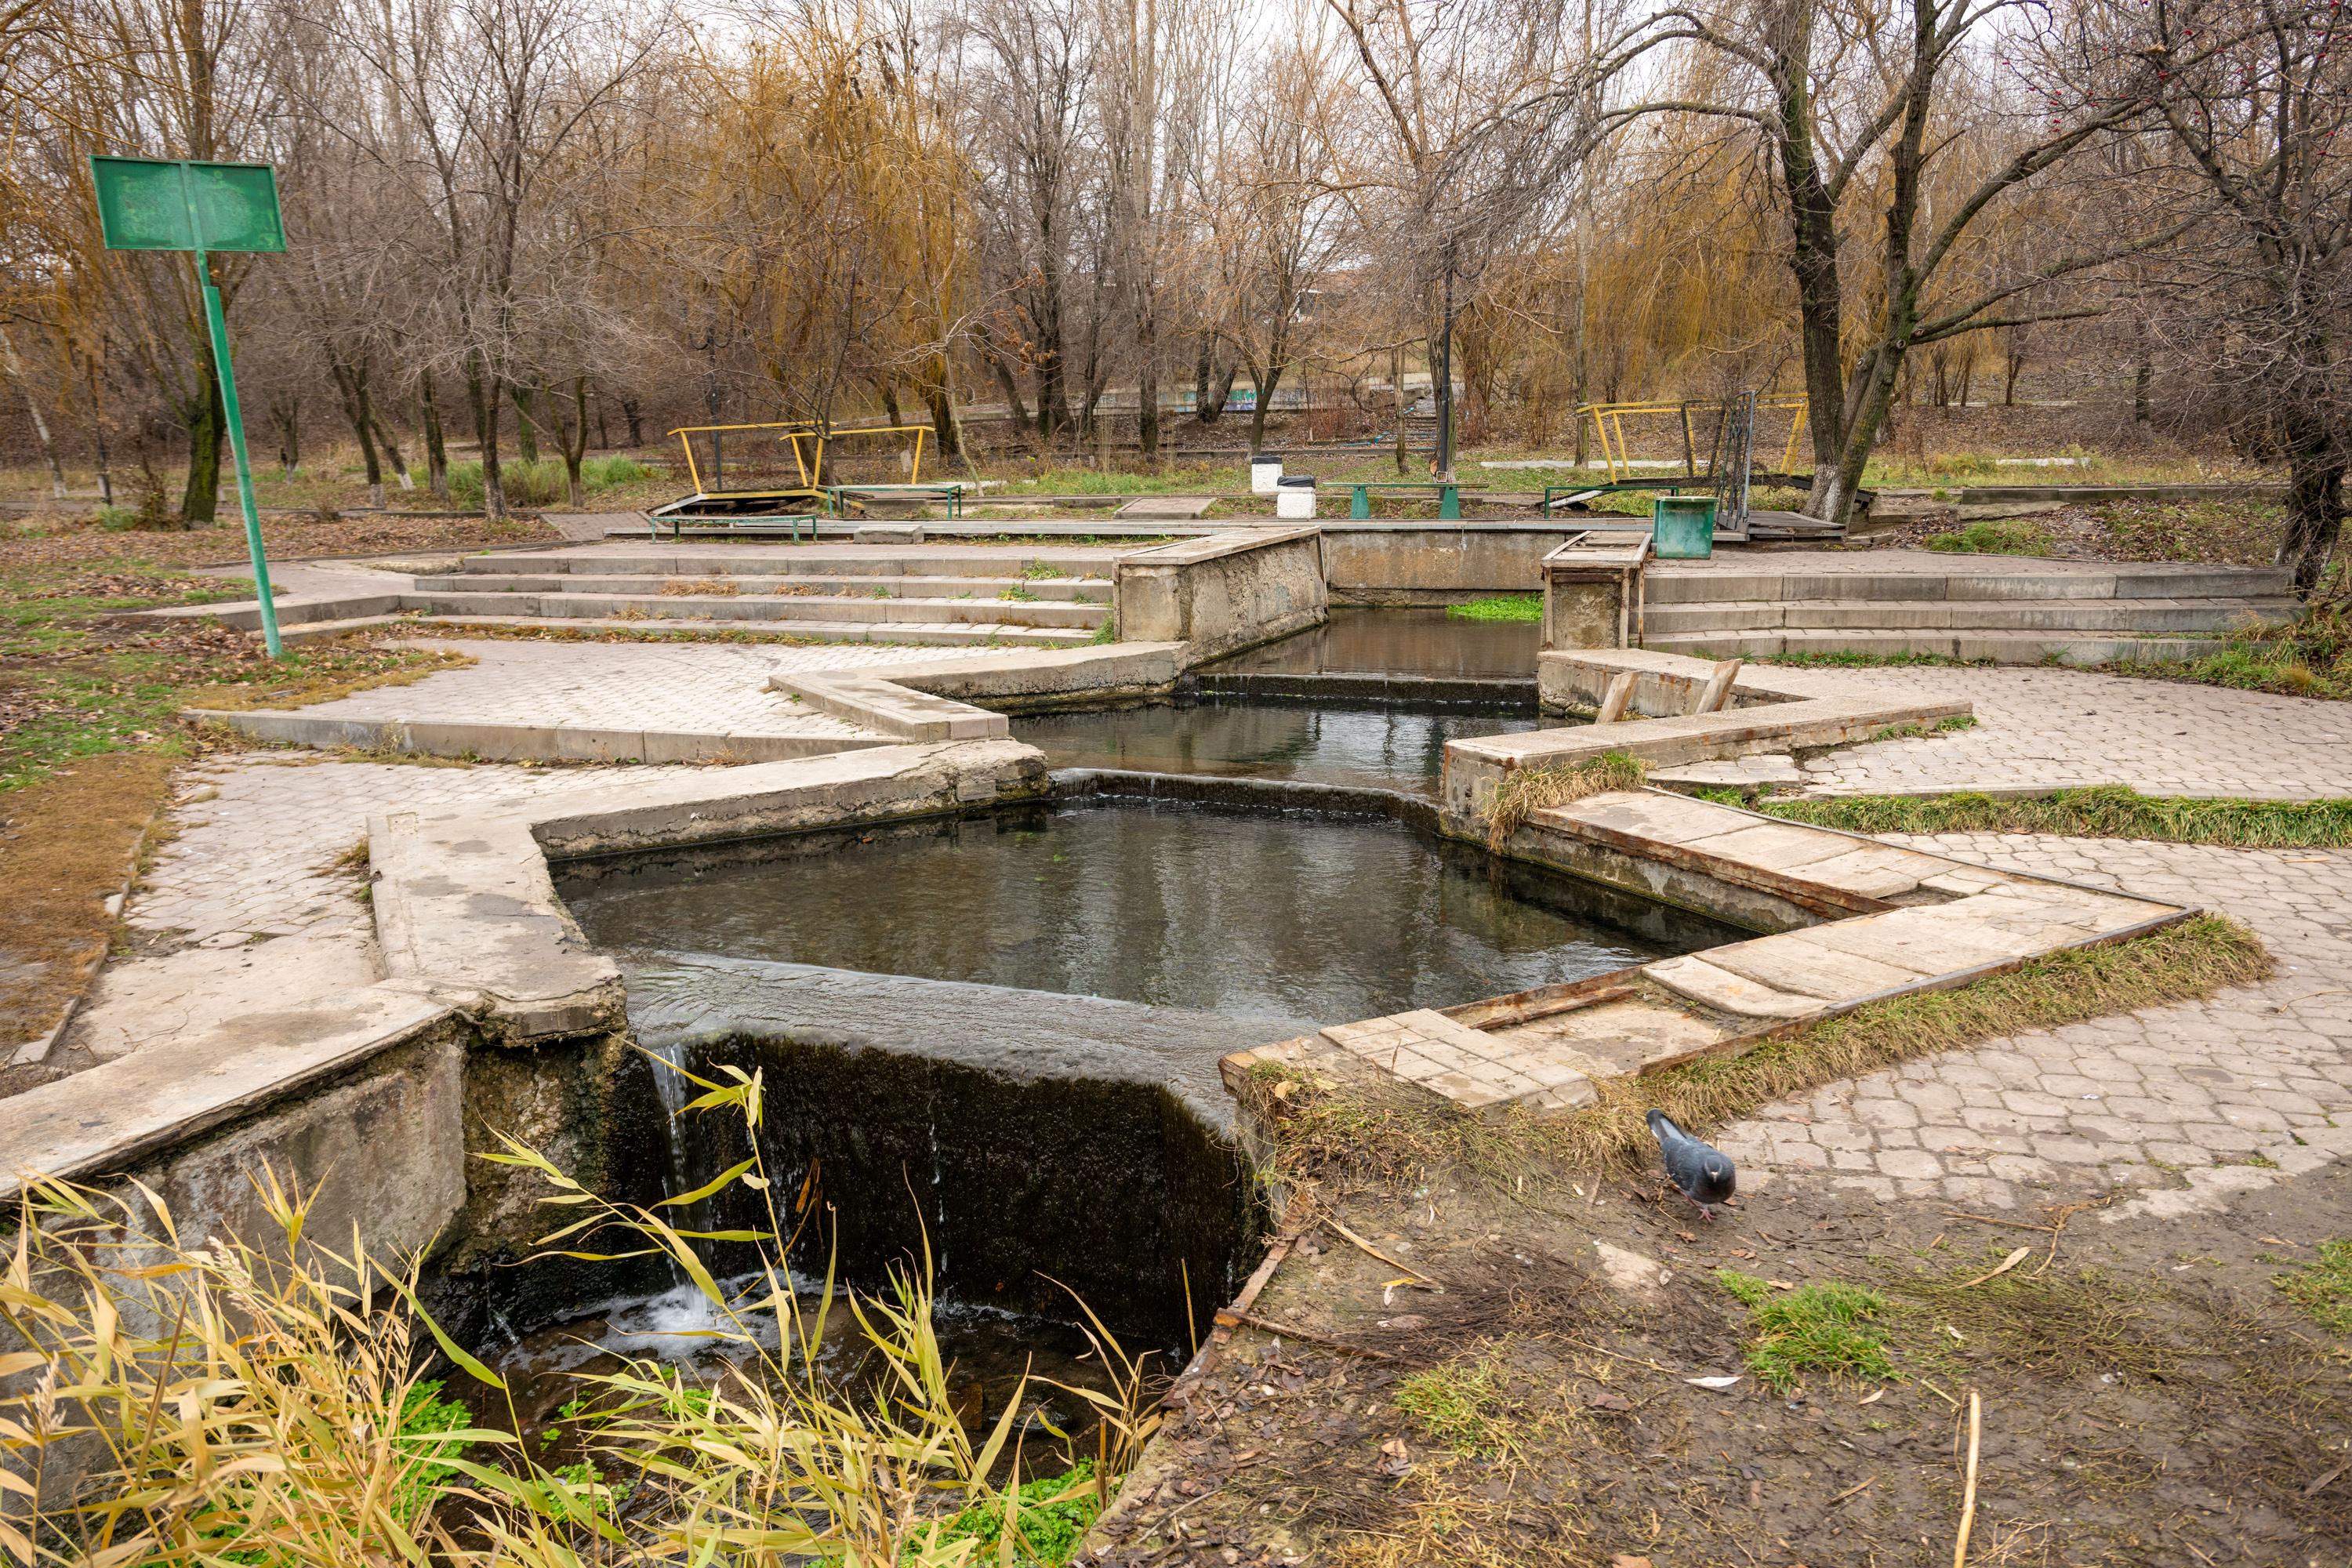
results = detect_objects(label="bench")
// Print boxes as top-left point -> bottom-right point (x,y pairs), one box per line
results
826,482 -> 966,519
1346,481 -> 1482,520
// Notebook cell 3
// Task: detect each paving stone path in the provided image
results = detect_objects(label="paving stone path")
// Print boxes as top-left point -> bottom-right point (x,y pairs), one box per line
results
1763,665 -> 2352,799
279,636 -> 992,739
1718,834 -> 2352,1214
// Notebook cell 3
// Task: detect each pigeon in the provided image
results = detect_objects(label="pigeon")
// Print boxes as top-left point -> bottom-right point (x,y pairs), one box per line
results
1648,1109 -> 1737,1218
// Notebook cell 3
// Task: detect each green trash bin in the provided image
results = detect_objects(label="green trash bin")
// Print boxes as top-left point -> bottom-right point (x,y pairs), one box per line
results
1652,495 -> 1719,559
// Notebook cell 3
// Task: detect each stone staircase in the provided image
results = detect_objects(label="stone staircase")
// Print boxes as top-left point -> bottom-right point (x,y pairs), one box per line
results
379,546 -> 1119,647
1641,559 -> 2299,664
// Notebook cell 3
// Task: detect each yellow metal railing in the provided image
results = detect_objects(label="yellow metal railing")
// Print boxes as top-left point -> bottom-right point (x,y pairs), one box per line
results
667,422 -> 931,495
1574,397 -> 1809,485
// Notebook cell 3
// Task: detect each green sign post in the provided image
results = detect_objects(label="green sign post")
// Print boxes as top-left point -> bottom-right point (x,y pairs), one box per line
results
90,155 -> 289,655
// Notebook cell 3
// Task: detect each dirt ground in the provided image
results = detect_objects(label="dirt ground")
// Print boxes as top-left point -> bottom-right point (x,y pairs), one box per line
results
1088,1150 -> 2352,1566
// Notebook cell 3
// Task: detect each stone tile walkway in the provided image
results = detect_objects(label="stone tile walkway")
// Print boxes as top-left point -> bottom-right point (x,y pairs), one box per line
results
269,637 -> 993,739
1717,834 -> 2352,1213
1765,665 -> 2352,799
59,758 -> 649,1063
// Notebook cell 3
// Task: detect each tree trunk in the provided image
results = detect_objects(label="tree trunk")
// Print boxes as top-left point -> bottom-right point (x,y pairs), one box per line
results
270,394 -> 299,477
419,374 -> 449,503
1138,357 -> 1160,463
2278,411 -> 2346,593
559,376 -> 589,509
1392,346 -> 1407,475
87,357 -> 114,506
180,374 -> 224,527
0,326 -> 67,499
330,359 -> 386,506
510,383 -> 539,463
469,354 -> 506,520
1248,363 -> 1284,454
369,399 -> 413,491
622,397 -> 644,447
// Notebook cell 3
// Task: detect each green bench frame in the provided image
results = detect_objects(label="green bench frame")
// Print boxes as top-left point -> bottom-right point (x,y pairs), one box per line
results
1346,481 -> 1481,520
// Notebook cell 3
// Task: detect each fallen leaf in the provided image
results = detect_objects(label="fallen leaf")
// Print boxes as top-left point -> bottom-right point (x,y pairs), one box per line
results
1377,1315 -> 1428,1330
1731,1248 -> 1756,1259
1588,1390 -> 1634,1413
1769,1279 -> 1795,1290
1945,1324 -> 1965,1342
1380,1439 -> 1410,1459
1609,1556 -> 1655,1568
1685,1374 -> 1743,1391
1955,1246 -> 2032,1289
2259,1236 -> 2297,1247
1677,1230 -> 1697,1243
1857,1388 -> 1885,1406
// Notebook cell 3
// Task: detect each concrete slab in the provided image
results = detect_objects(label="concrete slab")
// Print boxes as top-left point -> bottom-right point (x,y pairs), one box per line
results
1644,954 -> 1828,1019
1697,932 -> 1923,1004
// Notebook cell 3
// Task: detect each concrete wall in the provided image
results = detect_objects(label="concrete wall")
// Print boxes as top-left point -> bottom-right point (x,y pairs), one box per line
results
1537,647 -> 1806,716
1114,528 -> 1327,662
1322,524 -> 1595,604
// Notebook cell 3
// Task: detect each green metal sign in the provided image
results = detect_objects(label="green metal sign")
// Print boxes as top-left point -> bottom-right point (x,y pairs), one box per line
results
89,155 -> 287,655
92,157 -> 287,253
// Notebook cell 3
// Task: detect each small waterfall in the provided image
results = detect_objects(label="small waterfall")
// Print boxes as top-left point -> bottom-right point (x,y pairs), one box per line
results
622,1044 -> 726,1350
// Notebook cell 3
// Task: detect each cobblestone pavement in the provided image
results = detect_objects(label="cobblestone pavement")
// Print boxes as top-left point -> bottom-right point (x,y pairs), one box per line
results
278,636 -> 993,737
1717,834 -> 2352,1215
1763,665 -> 2352,799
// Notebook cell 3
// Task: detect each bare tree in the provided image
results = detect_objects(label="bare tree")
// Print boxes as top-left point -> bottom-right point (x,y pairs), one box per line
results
2050,0 -> 2352,590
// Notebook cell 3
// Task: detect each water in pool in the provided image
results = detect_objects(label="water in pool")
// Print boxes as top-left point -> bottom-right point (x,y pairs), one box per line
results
1211,605 -> 1541,678
561,797 -> 1725,1111
1017,694 -> 1539,795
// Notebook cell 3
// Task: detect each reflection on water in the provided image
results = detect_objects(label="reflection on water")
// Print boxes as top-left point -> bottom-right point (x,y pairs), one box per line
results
564,798 -> 1674,1034
1018,696 -> 1538,796
1214,606 -> 1541,678
448,1278 -> 1116,1486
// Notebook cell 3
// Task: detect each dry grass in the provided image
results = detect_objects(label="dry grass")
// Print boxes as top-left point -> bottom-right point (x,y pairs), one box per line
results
2,1059 -> 1157,1565
659,577 -> 739,597
0,750 -> 169,1045
1250,913 -> 2271,1186
1484,752 -> 1646,851
178,644 -> 473,712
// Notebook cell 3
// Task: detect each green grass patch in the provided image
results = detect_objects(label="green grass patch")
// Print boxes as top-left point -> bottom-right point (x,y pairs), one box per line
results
441,455 -> 652,511
1741,784 -> 2352,848
1922,518 -> 2057,556
923,1462 -> 1103,1566
2274,1240 -> 2352,1334
1718,1272 -> 1896,1392
1446,593 -> 1542,622
1396,1353 -> 1511,1457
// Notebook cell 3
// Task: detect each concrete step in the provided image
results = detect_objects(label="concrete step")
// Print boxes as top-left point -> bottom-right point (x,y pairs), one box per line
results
1643,627 -> 2222,665
404,613 -> 1096,647
1646,596 -> 2299,636
405,590 -> 1107,630
410,572 -> 1112,602
1646,564 -> 2296,604
452,549 -> 1123,579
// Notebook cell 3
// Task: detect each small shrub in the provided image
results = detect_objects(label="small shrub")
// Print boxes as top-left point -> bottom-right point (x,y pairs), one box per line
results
927,1462 -> 1103,1566
1719,1271 -> 1897,1392
96,504 -> 141,532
